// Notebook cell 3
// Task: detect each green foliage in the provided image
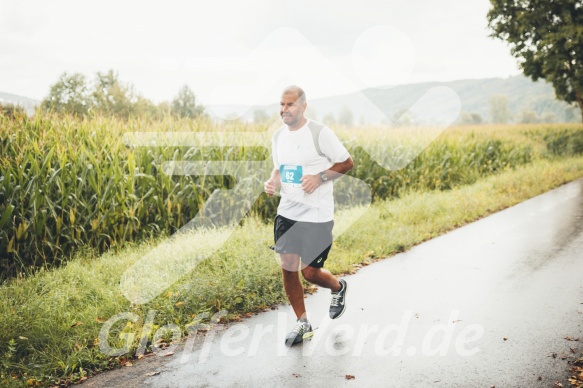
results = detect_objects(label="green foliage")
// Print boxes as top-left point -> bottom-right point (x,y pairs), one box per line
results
1,155 -> 583,386
253,109 -> 270,124
337,106 -> 354,126
489,95 -> 512,123
541,112 -> 557,123
564,106 -> 578,122
91,70 -> 139,118
459,112 -> 483,125
0,114 -> 227,278
519,109 -> 539,124
345,138 -> 532,202
41,72 -> 91,116
391,107 -> 415,126
0,219 -> 286,387
40,71 -> 202,119
544,128 -> 583,156
0,103 -> 26,120
487,0 -> 583,121
1,112 -> 581,279
171,85 -> 204,119
322,112 -> 336,125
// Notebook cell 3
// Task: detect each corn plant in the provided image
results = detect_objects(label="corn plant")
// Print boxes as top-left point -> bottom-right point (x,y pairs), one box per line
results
1,111 -> 581,278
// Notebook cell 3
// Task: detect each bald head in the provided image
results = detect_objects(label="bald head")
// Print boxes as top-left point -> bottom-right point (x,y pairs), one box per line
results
282,85 -> 306,103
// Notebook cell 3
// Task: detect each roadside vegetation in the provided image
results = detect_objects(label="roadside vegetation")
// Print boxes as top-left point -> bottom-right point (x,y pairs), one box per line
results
1,114 -> 583,386
2,113 -> 581,277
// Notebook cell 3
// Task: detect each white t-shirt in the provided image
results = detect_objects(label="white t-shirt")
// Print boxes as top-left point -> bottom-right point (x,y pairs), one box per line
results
272,119 -> 350,222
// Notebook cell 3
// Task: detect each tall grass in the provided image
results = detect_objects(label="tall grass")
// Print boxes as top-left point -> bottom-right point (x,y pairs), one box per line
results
1,112 -> 582,278
0,114 -> 263,276
1,155 -> 582,387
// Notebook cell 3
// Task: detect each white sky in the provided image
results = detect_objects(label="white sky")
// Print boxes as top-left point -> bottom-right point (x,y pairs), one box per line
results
0,0 -> 521,106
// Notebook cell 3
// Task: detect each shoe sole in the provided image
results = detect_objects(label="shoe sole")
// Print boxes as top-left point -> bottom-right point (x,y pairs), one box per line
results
330,280 -> 347,319
285,331 -> 314,347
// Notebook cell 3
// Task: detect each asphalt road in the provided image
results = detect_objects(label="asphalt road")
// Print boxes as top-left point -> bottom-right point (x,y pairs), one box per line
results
86,179 -> 583,388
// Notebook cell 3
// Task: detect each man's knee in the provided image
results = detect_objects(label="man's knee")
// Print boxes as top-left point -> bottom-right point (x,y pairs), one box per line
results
301,266 -> 320,283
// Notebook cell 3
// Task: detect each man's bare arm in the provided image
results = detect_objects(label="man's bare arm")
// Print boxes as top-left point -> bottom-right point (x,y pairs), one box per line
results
300,156 -> 354,194
321,156 -> 354,181
264,168 -> 281,197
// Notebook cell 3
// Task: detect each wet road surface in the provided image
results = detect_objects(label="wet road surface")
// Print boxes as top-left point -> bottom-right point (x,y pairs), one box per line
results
87,179 -> 583,387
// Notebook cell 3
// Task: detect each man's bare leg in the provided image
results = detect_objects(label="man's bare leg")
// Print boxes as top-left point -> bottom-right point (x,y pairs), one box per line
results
301,266 -> 341,292
280,253 -> 307,319
302,264 -> 347,319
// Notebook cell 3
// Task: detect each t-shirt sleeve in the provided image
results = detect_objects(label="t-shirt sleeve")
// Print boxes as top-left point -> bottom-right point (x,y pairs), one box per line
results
318,126 -> 350,164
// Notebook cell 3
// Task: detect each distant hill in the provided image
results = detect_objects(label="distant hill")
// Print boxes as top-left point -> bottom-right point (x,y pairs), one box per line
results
211,75 -> 581,124
360,75 -> 579,124
0,92 -> 39,115
2,75 -> 581,123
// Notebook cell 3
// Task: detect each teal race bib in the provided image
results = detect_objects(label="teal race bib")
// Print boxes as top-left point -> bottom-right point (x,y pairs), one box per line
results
280,165 -> 303,187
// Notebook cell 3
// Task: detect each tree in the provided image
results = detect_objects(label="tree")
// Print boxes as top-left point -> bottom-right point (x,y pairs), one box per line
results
305,106 -> 318,121
563,106 -> 582,122
337,105 -> 354,126
171,85 -> 204,119
322,112 -> 336,125
541,112 -> 557,123
41,70 -> 199,119
460,111 -> 483,125
253,109 -> 269,124
0,103 -> 26,119
391,108 -> 413,127
489,95 -> 512,123
519,109 -> 538,123
41,72 -> 91,116
92,70 -> 137,118
487,0 -> 583,122
156,101 -> 172,118
134,95 -> 160,119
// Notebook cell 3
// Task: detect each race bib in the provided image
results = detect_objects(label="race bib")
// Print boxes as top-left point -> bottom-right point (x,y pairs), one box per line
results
280,165 -> 303,187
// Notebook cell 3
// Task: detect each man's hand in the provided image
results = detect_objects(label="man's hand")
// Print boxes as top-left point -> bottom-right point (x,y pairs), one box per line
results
300,174 -> 322,194
264,179 -> 277,196
264,168 -> 281,197
264,178 -> 279,197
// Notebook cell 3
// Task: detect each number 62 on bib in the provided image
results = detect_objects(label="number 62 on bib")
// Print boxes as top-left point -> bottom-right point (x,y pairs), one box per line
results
280,165 -> 303,187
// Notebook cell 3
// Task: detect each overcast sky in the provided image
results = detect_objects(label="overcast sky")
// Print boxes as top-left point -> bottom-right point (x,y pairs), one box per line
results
0,0 -> 520,107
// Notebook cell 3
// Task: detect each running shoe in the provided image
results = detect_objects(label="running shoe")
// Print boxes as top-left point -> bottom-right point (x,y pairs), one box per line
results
329,279 -> 347,319
285,319 -> 313,347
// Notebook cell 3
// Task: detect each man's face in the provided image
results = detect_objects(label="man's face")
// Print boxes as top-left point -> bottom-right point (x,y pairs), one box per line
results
280,92 -> 306,127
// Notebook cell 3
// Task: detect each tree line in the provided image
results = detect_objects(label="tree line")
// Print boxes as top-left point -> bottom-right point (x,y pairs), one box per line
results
460,95 -> 579,125
39,70 -> 204,119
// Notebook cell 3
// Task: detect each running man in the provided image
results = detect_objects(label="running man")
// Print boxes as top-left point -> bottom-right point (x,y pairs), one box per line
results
264,85 -> 354,347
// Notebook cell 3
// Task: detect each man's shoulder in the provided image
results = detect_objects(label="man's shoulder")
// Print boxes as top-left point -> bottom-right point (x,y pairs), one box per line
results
272,125 -> 287,141
308,119 -> 336,132
307,119 -> 334,131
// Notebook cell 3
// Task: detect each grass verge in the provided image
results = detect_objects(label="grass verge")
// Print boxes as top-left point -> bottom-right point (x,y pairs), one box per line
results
1,156 -> 583,387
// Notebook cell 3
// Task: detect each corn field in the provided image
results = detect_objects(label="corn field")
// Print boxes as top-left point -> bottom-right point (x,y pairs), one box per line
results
0,112 -> 582,278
